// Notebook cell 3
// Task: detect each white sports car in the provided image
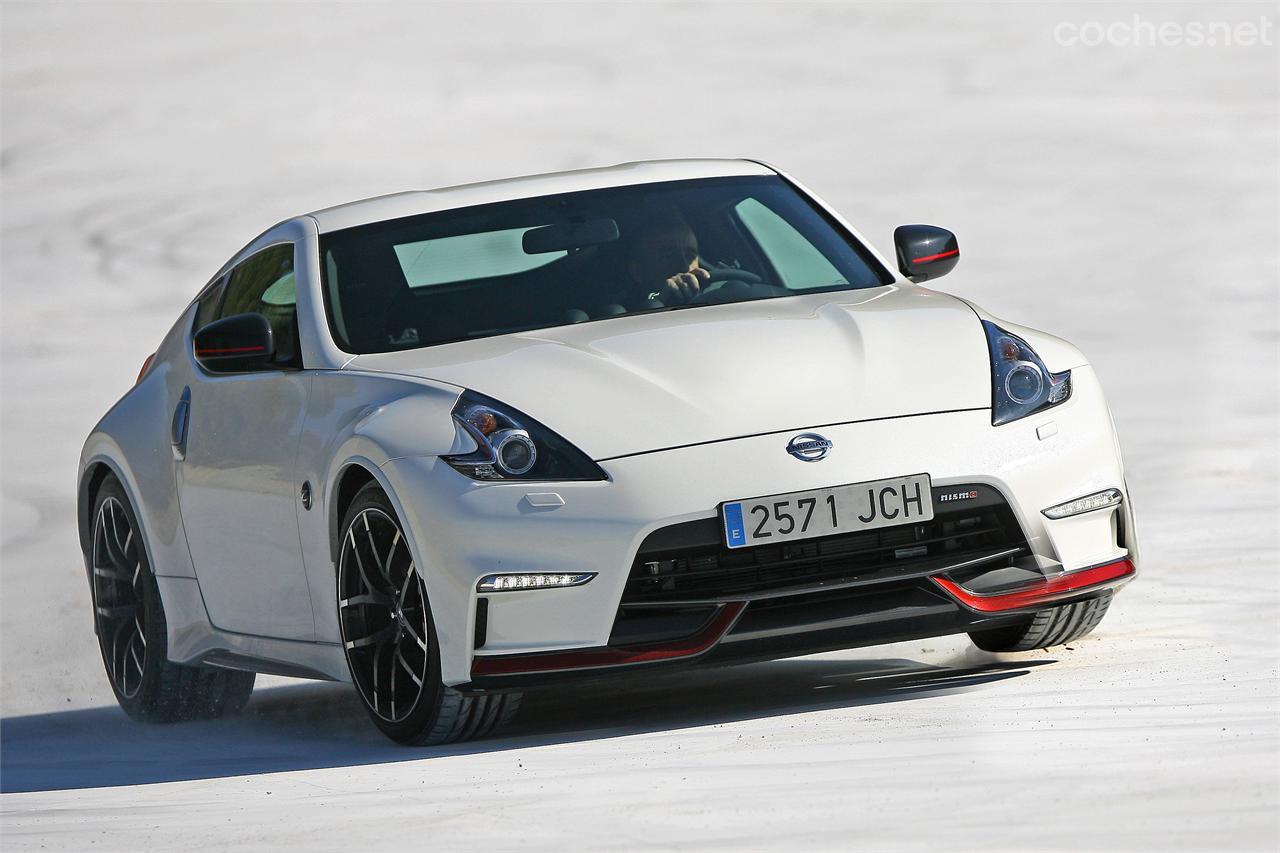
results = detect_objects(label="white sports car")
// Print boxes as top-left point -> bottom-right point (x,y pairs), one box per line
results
78,159 -> 1138,744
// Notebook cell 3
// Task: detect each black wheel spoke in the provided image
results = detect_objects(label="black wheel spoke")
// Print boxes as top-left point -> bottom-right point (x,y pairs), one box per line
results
371,640 -> 385,715
340,592 -> 394,610
363,513 -> 395,589
400,614 -> 427,652
346,528 -> 385,598
127,634 -> 144,692
97,510 -> 121,568
107,502 -> 130,567
344,622 -> 396,651
109,618 -> 127,685
96,602 -> 138,620
396,563 -> 415,608
395,646 -> 424,688
384,529 -> 403,583
389,645 -> 399,719
93,565 -> 129,583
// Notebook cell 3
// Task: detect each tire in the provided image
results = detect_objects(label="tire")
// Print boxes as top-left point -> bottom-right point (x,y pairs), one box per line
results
90,474 -> 256,722
337,482 -> 521,745
968,591 -> 1114,652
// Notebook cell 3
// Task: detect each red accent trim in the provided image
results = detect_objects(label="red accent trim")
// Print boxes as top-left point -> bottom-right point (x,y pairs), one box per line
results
195,345 -> 267,356
930,558 -> 1134,613
912,248 -> 959,264
471,602 -> 746,677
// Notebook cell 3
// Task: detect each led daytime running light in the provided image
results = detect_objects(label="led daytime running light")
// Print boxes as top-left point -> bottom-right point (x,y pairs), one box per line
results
477,572 -> 596,592
1043,488 -> 1123,520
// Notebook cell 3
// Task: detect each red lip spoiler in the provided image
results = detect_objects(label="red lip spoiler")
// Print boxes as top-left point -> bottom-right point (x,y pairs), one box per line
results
930,558 -> 1135,613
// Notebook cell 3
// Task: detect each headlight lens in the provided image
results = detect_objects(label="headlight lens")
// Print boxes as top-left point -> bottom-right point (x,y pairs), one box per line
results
983,321 -> 1072,425
491,429 -> 536,475
443,390 -> 607,481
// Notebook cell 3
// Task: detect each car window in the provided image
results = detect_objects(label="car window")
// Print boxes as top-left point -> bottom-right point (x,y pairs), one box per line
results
320,176 -> 893,354
394,228 -> 567,288
219,244 -> 299,368
734,198 -> 847,290
193,275 -> 226,331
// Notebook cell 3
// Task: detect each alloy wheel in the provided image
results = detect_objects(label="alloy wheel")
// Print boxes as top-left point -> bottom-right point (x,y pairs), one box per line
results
338,508 -> 431,723
92,496 -> 147,698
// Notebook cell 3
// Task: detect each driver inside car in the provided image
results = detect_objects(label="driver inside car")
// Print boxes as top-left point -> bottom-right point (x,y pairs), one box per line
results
617,213 -> 710,308
564,208 -> 757,323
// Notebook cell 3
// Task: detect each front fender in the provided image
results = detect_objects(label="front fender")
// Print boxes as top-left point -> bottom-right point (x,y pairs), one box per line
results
348,385 -> 477,464
955,299 -> 1138,568
77,363 -> 195,580
296,371 -> 472,644
953,297 -> 1089,374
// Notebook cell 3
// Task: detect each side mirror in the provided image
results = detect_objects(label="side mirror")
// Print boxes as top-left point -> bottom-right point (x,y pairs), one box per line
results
894,224 -> 959,283
193,312 -> 275,373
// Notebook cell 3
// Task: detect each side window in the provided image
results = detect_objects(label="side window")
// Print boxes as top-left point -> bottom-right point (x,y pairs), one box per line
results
193,275 -> 226,331
219,244 -> 299,368
734,198 -> 847,290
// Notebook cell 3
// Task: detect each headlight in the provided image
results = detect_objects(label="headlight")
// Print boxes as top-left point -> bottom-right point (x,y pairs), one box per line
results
442,390 -> 607,481
983,321 -> 1072,425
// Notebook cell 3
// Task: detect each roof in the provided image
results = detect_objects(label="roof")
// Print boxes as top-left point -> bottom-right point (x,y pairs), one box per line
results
305,158 -> 776,233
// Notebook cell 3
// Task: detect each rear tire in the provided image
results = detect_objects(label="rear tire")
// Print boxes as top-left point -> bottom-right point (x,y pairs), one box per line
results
968,591 -> 1114,652
337,482 -> 521,745
91,474 -> 256,722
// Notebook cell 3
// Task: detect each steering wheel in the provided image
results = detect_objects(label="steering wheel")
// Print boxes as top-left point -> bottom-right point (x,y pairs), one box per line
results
684,268 -> 787,305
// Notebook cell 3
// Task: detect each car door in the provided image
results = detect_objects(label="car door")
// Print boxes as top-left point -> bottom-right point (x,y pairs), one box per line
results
176,242 -> 316,640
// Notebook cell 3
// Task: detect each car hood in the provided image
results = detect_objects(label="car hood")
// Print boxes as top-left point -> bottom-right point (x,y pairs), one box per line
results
348,285 -> 992,460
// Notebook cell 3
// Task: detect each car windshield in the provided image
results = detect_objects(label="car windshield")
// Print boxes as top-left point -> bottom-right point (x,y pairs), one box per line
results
319,176 -> 893,354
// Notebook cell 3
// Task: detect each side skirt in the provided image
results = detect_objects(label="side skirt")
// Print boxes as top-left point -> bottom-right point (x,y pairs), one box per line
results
156,575 -> 351,682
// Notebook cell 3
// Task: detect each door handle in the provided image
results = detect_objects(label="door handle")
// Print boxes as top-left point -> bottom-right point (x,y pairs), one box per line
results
171,386 -> 191,460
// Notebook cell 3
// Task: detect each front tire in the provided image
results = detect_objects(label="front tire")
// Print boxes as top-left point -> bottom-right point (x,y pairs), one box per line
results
90,474 -> 255,721
337,482 -> 520,745
968,591 -> 1114,652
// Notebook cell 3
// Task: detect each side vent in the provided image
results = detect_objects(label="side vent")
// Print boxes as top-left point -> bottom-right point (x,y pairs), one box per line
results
474,597 -> 489,649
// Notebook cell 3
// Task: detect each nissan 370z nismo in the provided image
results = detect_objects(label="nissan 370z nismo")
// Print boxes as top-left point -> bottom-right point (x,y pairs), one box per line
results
78,159 -> 1138,744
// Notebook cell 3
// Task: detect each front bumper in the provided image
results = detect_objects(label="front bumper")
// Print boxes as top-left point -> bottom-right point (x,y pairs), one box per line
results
464,556 -> 1134,689
380,365 -> 1136,687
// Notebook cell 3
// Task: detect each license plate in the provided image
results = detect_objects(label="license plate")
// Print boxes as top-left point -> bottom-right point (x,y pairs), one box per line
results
720,474 -> 934,549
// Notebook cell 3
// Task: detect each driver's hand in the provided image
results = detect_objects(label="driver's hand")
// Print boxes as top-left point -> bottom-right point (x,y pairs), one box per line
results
660,267 -> 710,304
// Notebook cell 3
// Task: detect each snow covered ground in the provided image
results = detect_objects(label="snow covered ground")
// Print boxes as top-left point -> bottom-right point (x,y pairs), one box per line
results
1,1 -> 1276,850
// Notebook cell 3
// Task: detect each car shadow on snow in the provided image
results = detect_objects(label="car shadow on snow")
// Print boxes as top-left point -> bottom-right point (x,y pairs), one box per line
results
0,652 -> 1053,793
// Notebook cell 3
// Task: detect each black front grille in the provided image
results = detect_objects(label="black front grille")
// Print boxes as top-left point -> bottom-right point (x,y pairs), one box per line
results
623,483 -> 1026,604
